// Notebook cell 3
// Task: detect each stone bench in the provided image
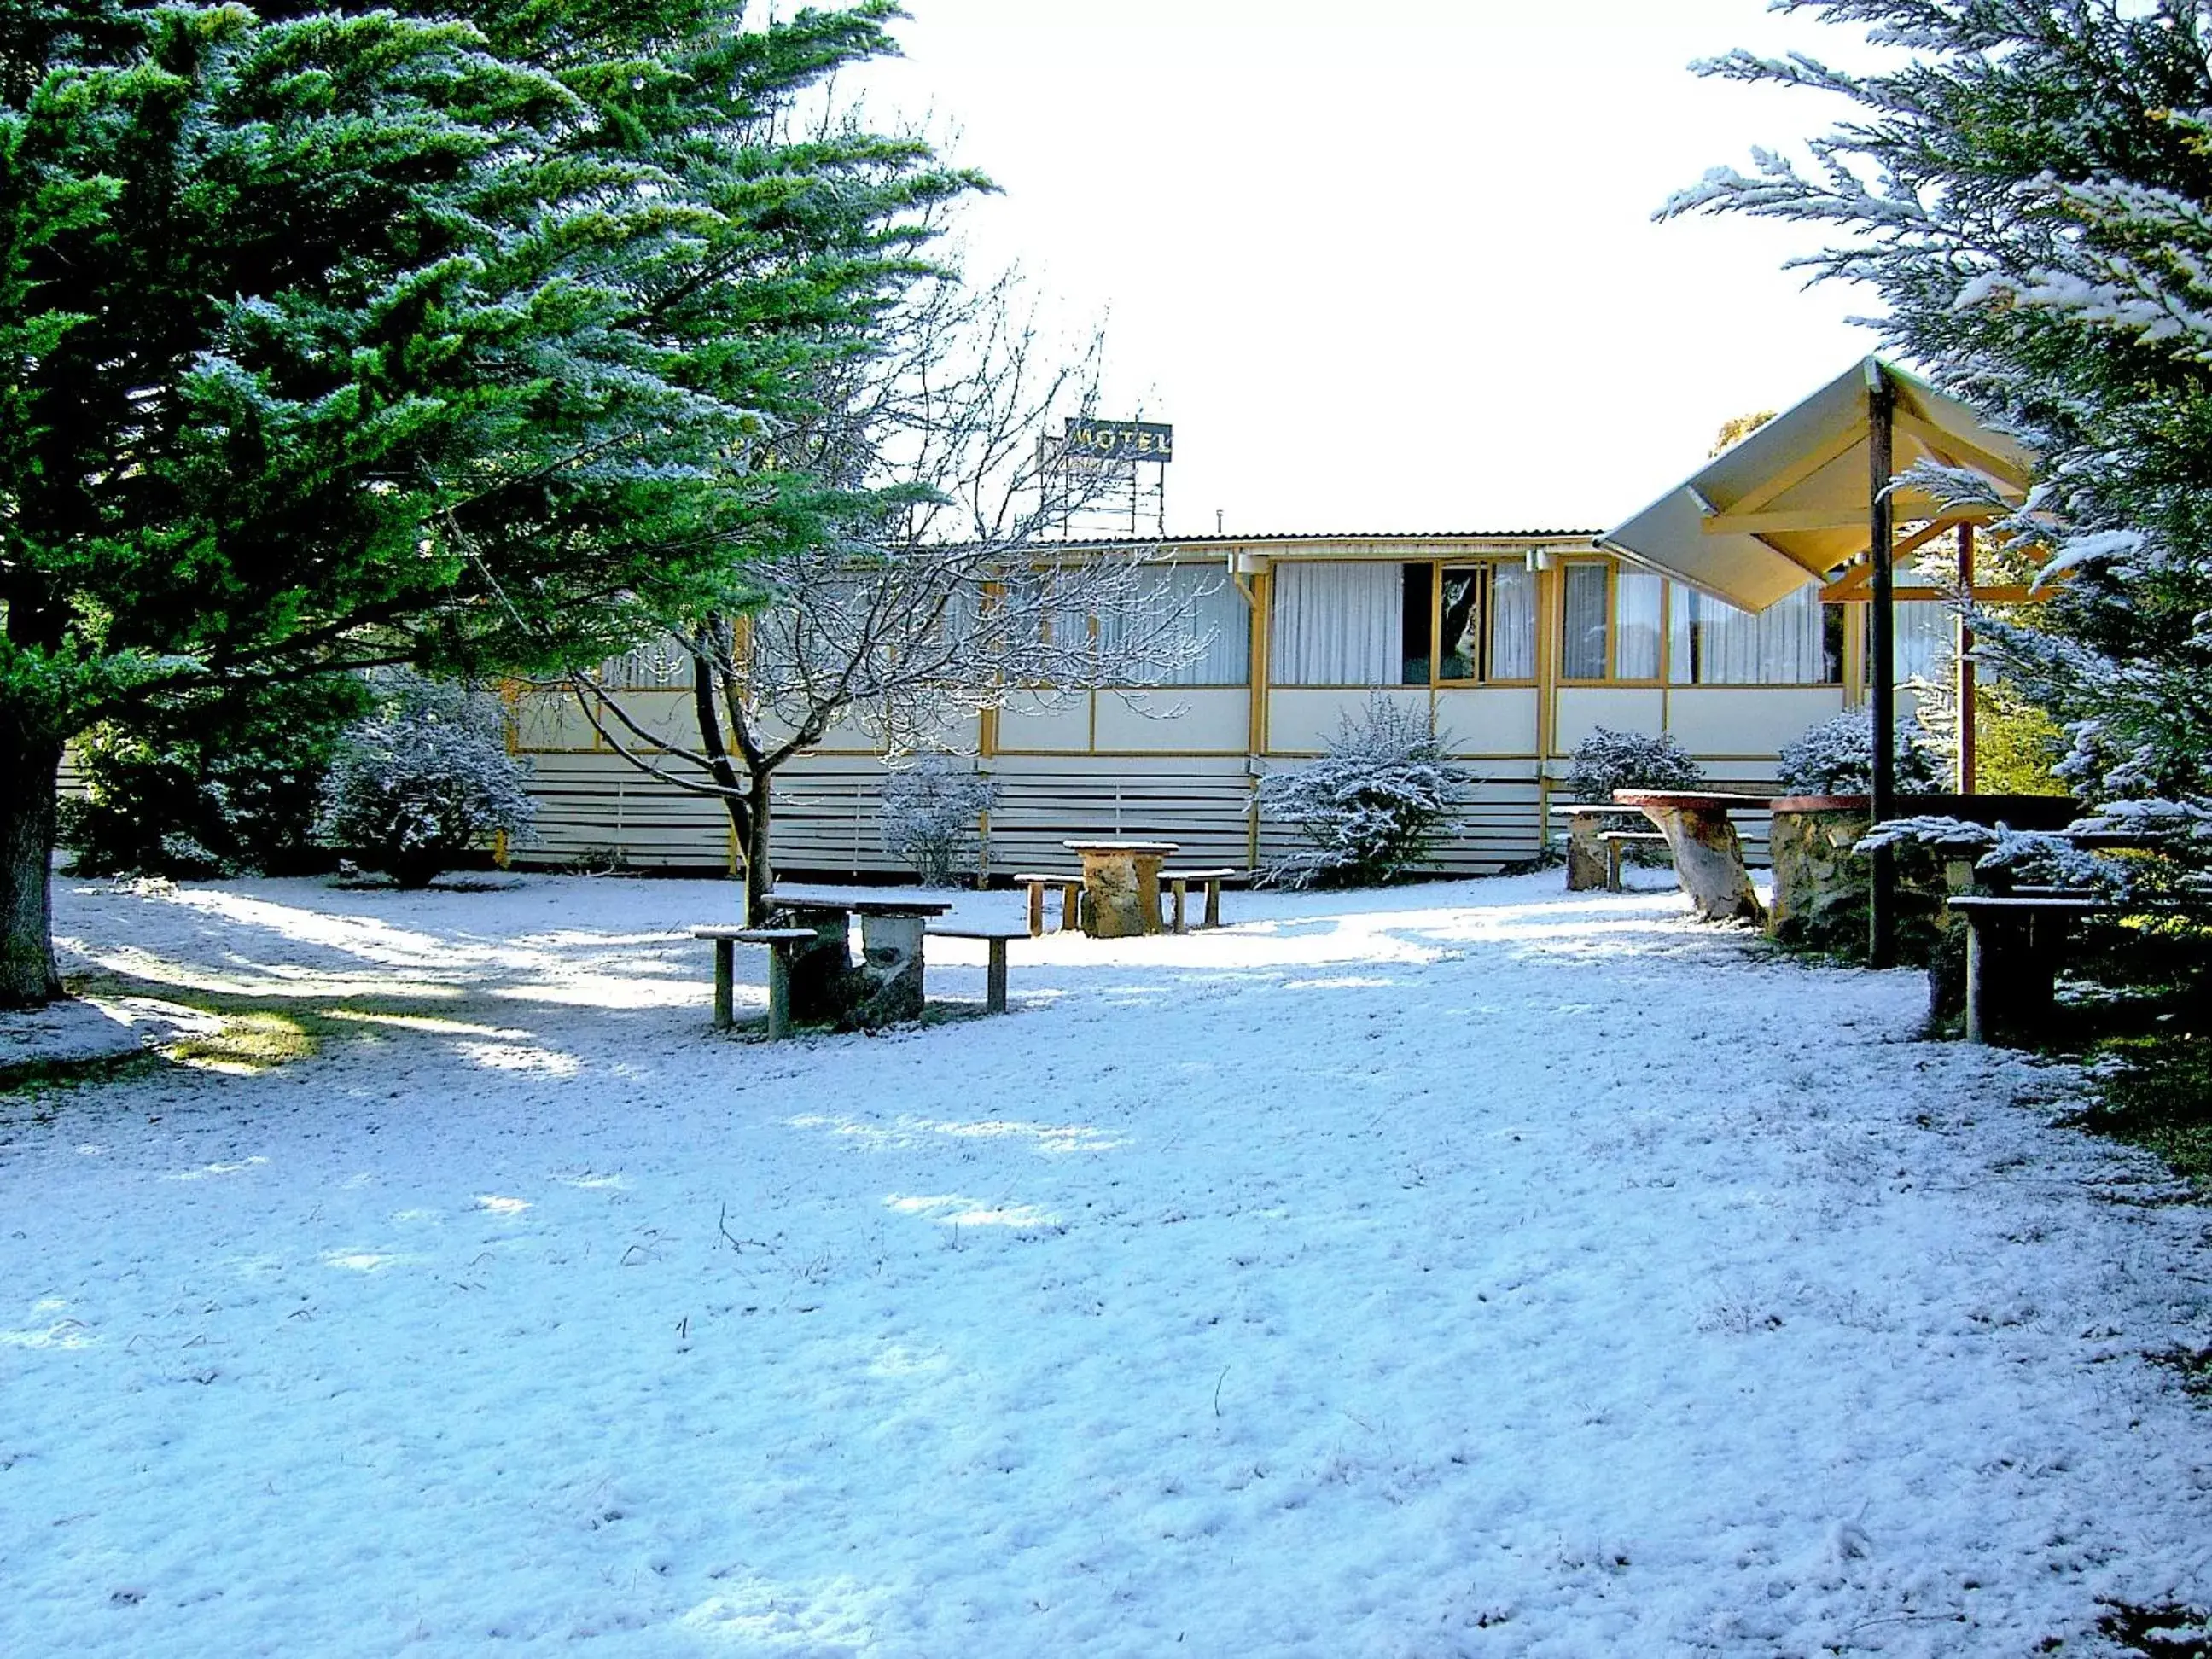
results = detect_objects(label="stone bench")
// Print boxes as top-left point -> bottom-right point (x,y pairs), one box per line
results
1557,803 -> 1653,891
1014,872 -> 1085,937
1598,830 -> 1669,894
1947,894 -> 2113,1045
692,927 -> 817,1039
925,924 -> 1030,1015
1162,867 -> 1244,933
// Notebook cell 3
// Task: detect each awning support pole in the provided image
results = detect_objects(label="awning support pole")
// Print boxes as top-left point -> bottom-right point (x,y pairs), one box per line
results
1867,361 -> 1898,968
1957,521 -> 1977,795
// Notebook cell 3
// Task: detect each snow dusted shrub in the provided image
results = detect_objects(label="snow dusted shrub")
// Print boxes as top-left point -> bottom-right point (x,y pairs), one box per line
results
1778,708 -> 1944,797
314,672 -> 535,888
879,755 -> 996,888
1566,727 -> 1704,803
1259,697 -> 1464,888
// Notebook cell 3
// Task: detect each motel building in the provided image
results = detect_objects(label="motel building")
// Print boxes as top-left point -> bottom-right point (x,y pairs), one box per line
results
510,534 -> 1965,882
508,361 -> 2022,882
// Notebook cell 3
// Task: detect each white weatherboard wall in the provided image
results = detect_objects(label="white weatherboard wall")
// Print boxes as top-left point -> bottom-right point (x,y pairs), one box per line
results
994,694 -> 1093,754
502,538 -> 1861,879
1093,689 -> 1247,754
1266,688 -> 1429,755
1666,687 -> 1846,760
1554,688 -> 1666,754
1435,689 -> 1540,758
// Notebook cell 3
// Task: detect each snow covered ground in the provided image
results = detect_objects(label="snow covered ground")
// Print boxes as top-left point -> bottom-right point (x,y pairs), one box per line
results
5,870 -> 2209,1656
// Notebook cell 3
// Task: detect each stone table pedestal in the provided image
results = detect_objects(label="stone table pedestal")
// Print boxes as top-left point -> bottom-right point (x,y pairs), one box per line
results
767,896 -> 952,1028
1062,840 -> 1180,939
1610,790 -> 1767,925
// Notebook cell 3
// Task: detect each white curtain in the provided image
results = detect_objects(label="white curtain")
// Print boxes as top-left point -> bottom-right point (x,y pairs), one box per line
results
1668,582 -> 1828,684
1615,572 -> 1662,680
1489,563 -> 1536,679
1892,602 -> 1955,687
1561,564 -> 1609,679
1269,562 -> 1400,686
1095,565 -> 1250,686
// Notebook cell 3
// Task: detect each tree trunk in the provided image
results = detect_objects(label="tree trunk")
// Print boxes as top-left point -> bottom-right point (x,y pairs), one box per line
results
713,769 -> 777,927
742,771 -> 775,925
1,734 -> 65,1009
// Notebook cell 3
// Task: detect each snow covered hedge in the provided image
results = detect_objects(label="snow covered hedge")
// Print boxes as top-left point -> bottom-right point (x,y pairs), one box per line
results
1566,728 -> 1704,803
1259,697 -> 1464,888
314,672 -> 535,888
879,756 -> 996,888
1778,708 -> 1945,797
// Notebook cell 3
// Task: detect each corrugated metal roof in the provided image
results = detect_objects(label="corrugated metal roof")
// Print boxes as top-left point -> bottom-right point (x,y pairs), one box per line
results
1039,529 -> 1601,547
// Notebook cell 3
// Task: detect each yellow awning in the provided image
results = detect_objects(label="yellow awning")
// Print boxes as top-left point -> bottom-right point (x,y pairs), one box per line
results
1597,358 -> 2034,612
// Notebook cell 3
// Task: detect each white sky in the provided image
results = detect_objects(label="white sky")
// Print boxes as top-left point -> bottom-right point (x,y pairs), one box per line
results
859,0 -> 1885,538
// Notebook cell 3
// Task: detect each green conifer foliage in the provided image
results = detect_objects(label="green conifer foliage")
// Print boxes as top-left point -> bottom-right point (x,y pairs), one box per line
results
0,1 -> 978,1003
1665,1 -> 2212,850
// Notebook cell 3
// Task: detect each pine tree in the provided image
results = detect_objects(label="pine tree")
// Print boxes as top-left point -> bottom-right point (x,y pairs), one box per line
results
1666,1 -> 2212,853
0,2 -> 973,1004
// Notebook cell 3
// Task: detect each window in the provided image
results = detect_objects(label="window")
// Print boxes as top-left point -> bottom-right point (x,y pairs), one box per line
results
1615,572 -> 1662,680
1269,561 -> 1401,686
1561,564 -> 1610,679
1395,562 -> 1538,684
1437,568 -> 1481,680
1489,563 -> 1536,679
1084,565 -> 1251,686
1400,563 -> 1433,684
1557,564 -> 1661,681
1668,583 -> 1842,685
1890,602 -> 1955,688
1154,566 -> 1250,686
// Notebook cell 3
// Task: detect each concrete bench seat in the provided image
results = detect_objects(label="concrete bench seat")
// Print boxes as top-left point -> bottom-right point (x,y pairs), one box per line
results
1012,872 -> 1084,937
1160,866 -> 1246,932
925,923 -> 1031,1014
1596,830 -> 1670,894
692,926 -> 817,1038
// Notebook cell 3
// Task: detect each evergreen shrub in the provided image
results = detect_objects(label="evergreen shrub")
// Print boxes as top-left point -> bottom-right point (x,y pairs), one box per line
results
61,678 -> 370,878
1566,728 -> 1704,802
1260,698 -> 1463,888
314,673 -> 535,888
1778,708 -> 1945,796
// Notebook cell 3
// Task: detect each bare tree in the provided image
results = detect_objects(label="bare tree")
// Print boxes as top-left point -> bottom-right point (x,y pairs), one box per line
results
567,272 -> 1210,921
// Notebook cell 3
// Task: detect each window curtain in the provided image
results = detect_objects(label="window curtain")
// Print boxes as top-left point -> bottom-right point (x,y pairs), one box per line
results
1488,563 -> 1536,679
1614,572 -> 1662,680
1668,582 -> 1827,684
1892,602 -> 1955,688
1560,564 -> 1610,679
1269,562 -> 1400,686
1095,566 -> 1250,686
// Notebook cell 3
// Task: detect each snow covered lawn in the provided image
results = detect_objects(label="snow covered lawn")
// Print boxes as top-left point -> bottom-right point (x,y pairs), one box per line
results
6,872 -> 2209,1656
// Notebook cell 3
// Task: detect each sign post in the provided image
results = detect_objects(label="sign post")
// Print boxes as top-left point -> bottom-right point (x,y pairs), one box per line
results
1043,418 -> 1173,537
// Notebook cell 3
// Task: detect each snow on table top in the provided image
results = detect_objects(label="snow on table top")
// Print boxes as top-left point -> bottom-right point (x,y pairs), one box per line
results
4,871 -> 2208,1656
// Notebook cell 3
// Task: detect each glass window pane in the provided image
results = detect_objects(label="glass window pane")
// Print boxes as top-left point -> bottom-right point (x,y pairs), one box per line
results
1167,567 -> 1249,686
1489,562 -> 1536,679
1668,582 -> 1697,684
1679,585 -> 1829,684
1561,564 -> 1609,679
1400,563 -> 1432,685
1438,569 -> 1480,681
1615,572 -> 1662,680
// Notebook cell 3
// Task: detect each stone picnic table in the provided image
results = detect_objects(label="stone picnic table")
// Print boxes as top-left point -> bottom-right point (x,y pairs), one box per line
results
1610,790 -> 1768,925
763,890 -> 954,1029
1062,840 -> 1179,939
